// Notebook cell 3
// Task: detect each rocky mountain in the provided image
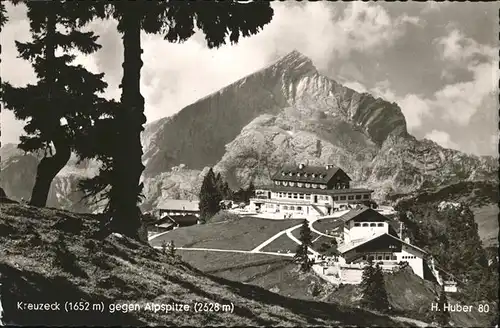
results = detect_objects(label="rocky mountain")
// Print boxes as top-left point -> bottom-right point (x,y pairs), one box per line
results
1,51 -> 497,213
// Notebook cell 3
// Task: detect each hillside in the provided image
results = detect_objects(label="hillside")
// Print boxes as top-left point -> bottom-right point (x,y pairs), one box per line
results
327,267 -> 496,327
0,202 -> 406,327
390,180 -> 499,247
0,51 -> 497,212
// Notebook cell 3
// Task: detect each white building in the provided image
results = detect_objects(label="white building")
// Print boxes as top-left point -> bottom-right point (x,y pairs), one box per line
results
249,163 -> 374,218
332,207 -> 427,281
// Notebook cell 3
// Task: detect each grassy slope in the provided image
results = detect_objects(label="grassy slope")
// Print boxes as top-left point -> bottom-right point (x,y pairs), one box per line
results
260,234 -> 298,253
0,203 -> 404,327
150,217 -> 302,250
327,268 -> 495,327
175,252 -> 324,301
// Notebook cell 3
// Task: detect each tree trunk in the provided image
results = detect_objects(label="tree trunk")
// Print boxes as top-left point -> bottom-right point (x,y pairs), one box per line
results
29,6 -> 71,207
30,128 -> 71,207
112,7 -> 146,240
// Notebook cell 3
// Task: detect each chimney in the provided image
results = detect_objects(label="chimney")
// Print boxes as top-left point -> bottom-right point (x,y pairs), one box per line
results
298,163 -> 305,170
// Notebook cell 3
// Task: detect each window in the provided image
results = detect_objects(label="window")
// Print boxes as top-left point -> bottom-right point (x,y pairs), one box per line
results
289,173 -> 293,176
283,181 -> 288,186
370,223 -> 376,227
348,195 -> 354,200
299,194 -> 304,199
297,206 -> 302,210
362,223 -> 369,227
377,223 -> 384,227
312,183 -> 318,188
275,181 -> 279,185
377,256 -> 382,260
288,193 -> 292,198
298,182 -> 304,187
368,256 -> 374,261
354,223 -> 361,227
333,196 -> 339,201
283,206 -> 288,210
290,182 -> 296,187
340,196 -> 346,200
362,256 -> 366,260
305,183 -> 311,188
391,255 -> 397,260
403,256 -> 406,259
355,195 -> 362,200
290,206 -> 295,210
293,193 -> 298,199
305,194 -> 311,200
385,255 -> 390,260
363,194 -> 370,199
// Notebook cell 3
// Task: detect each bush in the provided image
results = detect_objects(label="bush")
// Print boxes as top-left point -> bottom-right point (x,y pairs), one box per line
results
210,211 -> 240,223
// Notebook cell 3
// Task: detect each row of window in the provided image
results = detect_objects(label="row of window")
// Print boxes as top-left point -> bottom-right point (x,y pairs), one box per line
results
362,255 -> 397,261
276,192 -> 310,200
333,194 -> 370,201
274,192 -> 370,201
281,172 -> 325,178
282,205 -> 303,211
354,222 -> 385,227
402,255 -> 417,259
275,180 -> 328,189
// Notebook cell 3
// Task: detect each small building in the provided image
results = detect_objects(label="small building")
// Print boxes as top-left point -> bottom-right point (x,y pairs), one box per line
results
333,207 -> 427,280
148,199 -> 200,233
249,163 -> 374,218
155,199 -> 200,219
444,280 -> 458,293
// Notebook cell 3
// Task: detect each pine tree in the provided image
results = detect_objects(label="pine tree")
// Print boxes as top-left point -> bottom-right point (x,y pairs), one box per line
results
1,1 -> 114,207
435,285 -> 450,327
360,258 -> 377,308
294,220 -> 313,272
198,168 -> 222,223
92,1 -> 274,239
246,181 -> 256,200
372,263 -> 390,312
361,259 -> 389,312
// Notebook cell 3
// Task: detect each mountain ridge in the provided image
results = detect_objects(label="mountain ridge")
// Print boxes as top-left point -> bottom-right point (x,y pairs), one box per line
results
1,51 -> 497,217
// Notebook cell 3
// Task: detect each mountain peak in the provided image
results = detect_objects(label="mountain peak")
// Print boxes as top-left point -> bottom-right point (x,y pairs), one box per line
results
272,50 -> 315,72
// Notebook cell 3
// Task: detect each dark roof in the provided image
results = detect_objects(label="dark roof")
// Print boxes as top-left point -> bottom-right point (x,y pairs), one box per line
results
338,206 -> 390,223
271,164 -> 351,184
339,232 -> 427,254
158,214 -> 199,227
256,185 -> 374,195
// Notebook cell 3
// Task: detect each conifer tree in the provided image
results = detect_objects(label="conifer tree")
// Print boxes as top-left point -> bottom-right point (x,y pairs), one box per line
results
294,220 -> 313,272
1,1 -> 115,207
246,181 -> 256,200
80,1 -> 274,239
198,168 -> 222,223
360,260 -> 390,312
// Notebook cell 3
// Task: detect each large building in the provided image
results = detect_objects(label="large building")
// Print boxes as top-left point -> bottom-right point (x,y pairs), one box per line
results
330,207 -> 427,281
249,163 -> 374,217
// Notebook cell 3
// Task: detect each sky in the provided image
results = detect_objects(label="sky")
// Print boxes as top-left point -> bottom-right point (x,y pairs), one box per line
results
1,2 -> 498,157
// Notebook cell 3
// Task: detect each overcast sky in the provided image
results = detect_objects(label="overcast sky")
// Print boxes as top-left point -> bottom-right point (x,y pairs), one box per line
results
1,2 -> 498,156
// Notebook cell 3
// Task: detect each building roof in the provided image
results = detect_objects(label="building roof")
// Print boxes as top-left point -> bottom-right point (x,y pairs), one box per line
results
338,206 -> 389,223
157,199 -> 200,212
158,214 -> 199,226
338,231 -> 427,255
271,164 -> 351,184
256,185 -> 374,195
